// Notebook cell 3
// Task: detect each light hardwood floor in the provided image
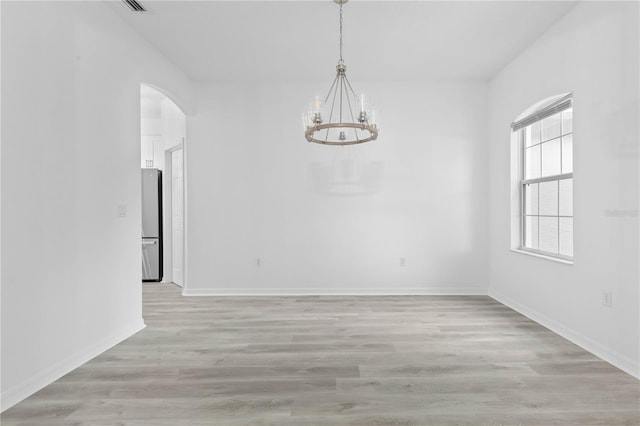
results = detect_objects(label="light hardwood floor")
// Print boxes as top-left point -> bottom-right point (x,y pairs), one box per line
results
2,283 -> 639,425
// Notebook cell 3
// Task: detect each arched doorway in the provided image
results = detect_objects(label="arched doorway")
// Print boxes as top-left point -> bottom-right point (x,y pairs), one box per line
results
140,84 -> 187,288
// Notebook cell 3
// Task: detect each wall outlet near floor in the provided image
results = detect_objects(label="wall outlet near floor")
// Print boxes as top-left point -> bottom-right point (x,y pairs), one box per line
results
602,291 -> 613,308
116,204 -> 127,218
256,258 -> 261,267
399,257 -> 406,267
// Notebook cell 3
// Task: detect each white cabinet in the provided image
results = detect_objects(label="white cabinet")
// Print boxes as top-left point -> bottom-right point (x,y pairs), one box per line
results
141,136 -> 164,170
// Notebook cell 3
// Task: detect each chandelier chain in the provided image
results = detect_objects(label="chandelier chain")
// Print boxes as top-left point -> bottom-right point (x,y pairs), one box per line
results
339,3 -> 344,64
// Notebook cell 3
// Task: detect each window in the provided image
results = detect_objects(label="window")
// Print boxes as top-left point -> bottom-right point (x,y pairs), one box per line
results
513,94 -> 573,260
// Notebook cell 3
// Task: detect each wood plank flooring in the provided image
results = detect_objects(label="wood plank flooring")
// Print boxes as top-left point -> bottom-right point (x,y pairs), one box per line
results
2,283 -> 639,425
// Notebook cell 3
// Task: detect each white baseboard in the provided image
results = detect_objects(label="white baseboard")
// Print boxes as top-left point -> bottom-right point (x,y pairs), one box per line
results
182,287 -> 488,296
490,289 -> 639,379
0,319 -> 146,413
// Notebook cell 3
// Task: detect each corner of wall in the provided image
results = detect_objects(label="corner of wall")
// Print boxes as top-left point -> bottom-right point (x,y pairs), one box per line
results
490,289 -> 639,379
1,320 -> 146,413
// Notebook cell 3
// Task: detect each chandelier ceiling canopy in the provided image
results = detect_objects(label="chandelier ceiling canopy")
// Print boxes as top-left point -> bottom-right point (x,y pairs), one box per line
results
303,0 -> 379,146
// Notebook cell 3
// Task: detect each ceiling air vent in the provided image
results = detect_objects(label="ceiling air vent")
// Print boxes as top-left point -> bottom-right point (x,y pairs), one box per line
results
122,0 -> 147,12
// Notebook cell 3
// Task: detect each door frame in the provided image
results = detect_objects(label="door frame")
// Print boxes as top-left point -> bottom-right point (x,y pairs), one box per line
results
140,83 -> 190,293
163,141 -> 187,289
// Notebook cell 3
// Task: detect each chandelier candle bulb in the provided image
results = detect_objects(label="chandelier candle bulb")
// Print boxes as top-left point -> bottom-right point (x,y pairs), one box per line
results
358,94 -> 367,112
311,96 -> 323,113
303,0 -> 379,146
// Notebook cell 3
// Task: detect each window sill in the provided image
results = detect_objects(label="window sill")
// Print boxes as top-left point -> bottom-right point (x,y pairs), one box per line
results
510,249 -> 574,265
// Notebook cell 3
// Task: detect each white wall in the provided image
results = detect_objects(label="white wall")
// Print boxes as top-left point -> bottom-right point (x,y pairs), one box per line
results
161,98 -> 186,151
141,119 -> 162,136
186,80 -> 489,295
488,1 -> 639,377
1,1 -> 194,410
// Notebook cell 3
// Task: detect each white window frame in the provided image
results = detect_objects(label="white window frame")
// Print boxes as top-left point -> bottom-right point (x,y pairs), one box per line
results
512,94 -> 574,262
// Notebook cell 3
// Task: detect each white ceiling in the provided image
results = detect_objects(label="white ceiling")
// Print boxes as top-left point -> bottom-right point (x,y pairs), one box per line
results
108,0 -> 577,82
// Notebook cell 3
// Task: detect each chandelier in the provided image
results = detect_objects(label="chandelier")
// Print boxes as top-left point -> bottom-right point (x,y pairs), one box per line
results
303,0 -> 378,146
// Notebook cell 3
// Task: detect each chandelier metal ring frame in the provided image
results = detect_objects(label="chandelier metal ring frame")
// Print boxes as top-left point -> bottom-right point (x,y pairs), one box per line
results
303,0 -> 379,146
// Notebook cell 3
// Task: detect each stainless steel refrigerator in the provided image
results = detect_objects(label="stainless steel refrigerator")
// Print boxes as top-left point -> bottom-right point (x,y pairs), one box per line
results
142,168 -> 163,281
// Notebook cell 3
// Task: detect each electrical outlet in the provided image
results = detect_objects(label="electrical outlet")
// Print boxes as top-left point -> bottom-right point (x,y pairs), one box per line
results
256,258 -> 261,267
116,204 -> 127,218
399,257 -> 405,267
602,291 -> 613,308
